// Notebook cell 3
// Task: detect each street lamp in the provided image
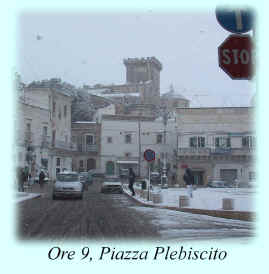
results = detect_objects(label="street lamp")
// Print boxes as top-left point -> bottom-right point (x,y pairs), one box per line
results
160,106 -> 169,189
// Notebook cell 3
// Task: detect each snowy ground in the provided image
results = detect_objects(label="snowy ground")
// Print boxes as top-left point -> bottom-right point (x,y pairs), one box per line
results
124,184 -> 255,212
15,192 -> 41,203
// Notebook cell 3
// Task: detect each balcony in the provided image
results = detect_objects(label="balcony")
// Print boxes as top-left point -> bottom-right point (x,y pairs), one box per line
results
78,144 -> 98,153
51,139 -> 77,151
177,147 -> 254,157
177,148 -> 211,156
41,135 -> 50,148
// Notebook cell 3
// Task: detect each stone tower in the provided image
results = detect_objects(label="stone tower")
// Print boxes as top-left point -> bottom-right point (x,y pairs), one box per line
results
123,57 -> 162,105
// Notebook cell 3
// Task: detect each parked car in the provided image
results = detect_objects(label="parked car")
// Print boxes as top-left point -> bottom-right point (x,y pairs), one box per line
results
100,176 -> 123,194
79,172 -> 93,191
88,169 -> 105,179
207,180 -> 227,188
150,172 -> 161,185
119,168 -> 129,179
52,171 -> 83,200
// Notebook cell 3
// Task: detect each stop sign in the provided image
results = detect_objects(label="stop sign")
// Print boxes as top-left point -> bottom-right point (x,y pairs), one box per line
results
218,34 -> 253,79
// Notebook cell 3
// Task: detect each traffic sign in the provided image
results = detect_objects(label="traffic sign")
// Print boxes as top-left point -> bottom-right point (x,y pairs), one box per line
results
144,149 -> 155,162
218,34 -> 253,80
216,7 -> 254,34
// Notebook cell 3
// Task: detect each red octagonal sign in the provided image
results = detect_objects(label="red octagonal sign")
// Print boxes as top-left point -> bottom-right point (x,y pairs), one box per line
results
218,34 -> 253,80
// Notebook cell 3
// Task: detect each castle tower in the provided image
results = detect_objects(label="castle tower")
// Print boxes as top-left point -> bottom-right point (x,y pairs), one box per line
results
123,57 -> 162,105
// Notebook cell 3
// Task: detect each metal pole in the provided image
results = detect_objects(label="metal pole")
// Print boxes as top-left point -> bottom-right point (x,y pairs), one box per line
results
138,113 -> 141,177
148,165 -> 151,201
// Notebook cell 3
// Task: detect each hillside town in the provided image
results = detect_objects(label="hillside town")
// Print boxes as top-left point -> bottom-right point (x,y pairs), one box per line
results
15,56 -> 255,188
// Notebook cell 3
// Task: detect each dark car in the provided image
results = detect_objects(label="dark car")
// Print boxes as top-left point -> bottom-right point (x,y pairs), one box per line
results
79,172 -> 93,190
100,176 -> 123,194
88,169 -> 105,179
207,180 -> 227,188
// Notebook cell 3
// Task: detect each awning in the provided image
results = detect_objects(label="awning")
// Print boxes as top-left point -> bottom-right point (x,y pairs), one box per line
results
116,161 -> 138,164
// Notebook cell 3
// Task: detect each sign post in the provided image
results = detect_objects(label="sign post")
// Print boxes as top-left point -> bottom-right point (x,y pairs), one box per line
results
215,7 -> 254,34
218,34 -> 253,79
144,149 -> 155,201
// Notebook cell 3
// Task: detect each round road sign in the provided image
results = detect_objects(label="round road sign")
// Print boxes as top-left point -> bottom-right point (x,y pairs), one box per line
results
144,149 -> 155,162
216,7 -> 254,34
218,34 -> 253,79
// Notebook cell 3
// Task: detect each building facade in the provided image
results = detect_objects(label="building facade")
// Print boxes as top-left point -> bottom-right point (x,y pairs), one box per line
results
71,121 -> 101,172
17,82 -> 74,180
175,107 -> 255,186
100,115 -> 177,178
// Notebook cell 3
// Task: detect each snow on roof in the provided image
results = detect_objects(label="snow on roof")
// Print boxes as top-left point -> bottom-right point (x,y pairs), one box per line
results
73,121 -> 97,124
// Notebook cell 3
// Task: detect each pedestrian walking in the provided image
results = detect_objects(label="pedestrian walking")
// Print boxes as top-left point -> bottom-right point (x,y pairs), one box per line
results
128,168 -> 136,196
39,170 -> 45,190
17,167 -> 24,192
183,167 -> 194,198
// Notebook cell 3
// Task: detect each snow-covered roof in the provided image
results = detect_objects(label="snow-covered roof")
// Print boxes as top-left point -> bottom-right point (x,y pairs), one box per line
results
73,121 -> 97,124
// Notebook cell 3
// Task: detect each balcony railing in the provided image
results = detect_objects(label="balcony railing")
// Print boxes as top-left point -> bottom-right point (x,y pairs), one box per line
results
51,139 -> 77,151
41,135 -> 50,148
77,144 -> 98,152
177,147 -> 211,156
177,147 -> 254,156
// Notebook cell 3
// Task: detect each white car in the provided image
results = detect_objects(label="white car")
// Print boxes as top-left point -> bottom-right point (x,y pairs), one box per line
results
52,172 -> 83,200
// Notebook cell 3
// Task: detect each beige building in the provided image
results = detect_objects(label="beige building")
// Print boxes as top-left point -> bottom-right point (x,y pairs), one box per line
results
17,80 -> 74,180
71,121 -> 101,172
16,91 -> 51,178
175,107 -> 255,186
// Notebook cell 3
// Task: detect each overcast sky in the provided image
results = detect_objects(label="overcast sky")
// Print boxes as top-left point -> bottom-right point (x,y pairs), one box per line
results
18,9 -> 255,107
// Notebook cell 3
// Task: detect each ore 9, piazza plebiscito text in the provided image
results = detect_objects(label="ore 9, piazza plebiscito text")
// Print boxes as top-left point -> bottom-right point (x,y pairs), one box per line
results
48,246 -> 228,261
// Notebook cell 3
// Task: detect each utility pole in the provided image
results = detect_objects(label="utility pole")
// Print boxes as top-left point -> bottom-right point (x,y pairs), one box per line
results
161,105 -> 168,188
138,111 -> 142,178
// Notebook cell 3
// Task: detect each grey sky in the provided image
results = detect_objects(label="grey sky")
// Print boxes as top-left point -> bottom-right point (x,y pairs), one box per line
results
18,9 -> 255,107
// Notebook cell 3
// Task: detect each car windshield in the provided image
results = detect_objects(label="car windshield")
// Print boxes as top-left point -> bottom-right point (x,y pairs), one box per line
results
104,177 -> 120,182
57,174 -> 79,182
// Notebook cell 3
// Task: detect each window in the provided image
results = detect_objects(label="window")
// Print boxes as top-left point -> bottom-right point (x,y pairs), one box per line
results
189,136 -> 205,148
58,107 -> 61,120
53,101 -> 56,113
107,136 -> 113,143
79,160 -> 84,168
156,134 -> 163,144
64,105 -> 67,117
242,136 -> 255,148
125,134 -> 132,144
42,126 -> 48,136
26,123 -> 31,132
249,171 -> 256,181
215,137 -> 231,148
86,135 -> 94,145
56,157 -> 61,166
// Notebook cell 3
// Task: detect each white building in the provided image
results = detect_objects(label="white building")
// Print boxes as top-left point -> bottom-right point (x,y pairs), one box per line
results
17,82 -> 74,180
16,91 -> 51,178
175,107 -> 255,186
100,115 -> 177,177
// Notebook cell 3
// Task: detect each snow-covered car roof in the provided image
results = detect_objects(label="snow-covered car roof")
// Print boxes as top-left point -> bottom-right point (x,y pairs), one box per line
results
102,181 -> 122,186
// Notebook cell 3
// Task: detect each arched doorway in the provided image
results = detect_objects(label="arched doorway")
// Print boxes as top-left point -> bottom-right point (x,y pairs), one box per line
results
87,158 -> 96,171
106,161 -> 115,175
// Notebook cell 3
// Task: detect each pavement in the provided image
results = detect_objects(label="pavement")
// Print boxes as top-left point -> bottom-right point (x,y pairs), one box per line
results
123,185 -> 255,222
16,182 -> 255,222
15,182 -> 49,203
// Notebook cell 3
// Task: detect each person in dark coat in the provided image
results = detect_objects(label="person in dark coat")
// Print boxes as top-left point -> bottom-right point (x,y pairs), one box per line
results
128,168 -> 136,196
39,170 -> 45,190
183,167 -> 194,198
17,167 -> 25,192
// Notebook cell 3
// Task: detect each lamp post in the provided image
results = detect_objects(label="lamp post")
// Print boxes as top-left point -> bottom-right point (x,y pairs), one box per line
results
161,106 -> 169,188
